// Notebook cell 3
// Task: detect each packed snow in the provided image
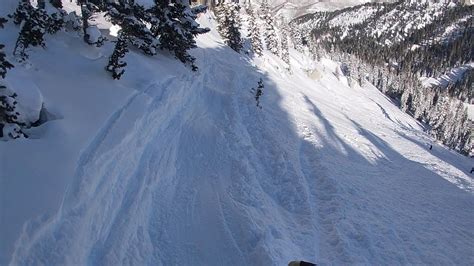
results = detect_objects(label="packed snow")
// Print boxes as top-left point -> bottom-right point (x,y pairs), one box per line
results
1,6 -> 474,266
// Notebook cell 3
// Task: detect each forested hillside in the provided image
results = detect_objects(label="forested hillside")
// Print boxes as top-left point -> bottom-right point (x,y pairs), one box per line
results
291,0 -> 473,155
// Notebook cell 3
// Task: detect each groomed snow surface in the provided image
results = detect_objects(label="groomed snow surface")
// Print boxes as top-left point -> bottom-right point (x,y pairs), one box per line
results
1,11 -> 474,266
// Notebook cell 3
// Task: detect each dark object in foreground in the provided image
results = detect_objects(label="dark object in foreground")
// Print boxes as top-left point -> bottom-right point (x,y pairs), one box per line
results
288,261 -> 316,266
470,167 -> 474,174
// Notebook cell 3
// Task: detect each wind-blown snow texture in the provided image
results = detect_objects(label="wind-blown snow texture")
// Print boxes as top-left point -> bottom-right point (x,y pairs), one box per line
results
1,10 -> 474,266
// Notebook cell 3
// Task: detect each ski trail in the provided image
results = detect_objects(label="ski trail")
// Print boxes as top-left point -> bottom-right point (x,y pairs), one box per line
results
297,123 -> 351,263
11,45 -> 319,265
11,72 -> 195,264
9,29 -> 474,265
64,77 -> 177,209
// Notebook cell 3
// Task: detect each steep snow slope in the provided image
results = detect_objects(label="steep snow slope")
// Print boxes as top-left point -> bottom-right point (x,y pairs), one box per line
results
248,0 -> 390,21
1,11 -> 474,266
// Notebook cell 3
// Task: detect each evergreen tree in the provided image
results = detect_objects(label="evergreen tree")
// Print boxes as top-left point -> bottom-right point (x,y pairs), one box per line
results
106,2 -> 159,56
0,17 -> 14,79
13,1 -> 49,60
259,0 -> 278,55
12,0 -> 65,60
0,82 -> 26,139
0,18 -> 22,139
78,0 -> 208,71
216,1 -> 242,53
150,1 -> 210,70
291,27 -> 308,52
280,25 -> 290,68
106,32 -> 128,80
247,4 -> 262,56
38,0 -> 65,34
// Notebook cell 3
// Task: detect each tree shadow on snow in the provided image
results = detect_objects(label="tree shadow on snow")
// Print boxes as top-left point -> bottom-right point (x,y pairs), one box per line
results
295,93 -> 474,264
6,42 -> 474,266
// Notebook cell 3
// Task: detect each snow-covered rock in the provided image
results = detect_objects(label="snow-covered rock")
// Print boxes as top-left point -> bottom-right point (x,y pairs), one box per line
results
4,74 -> 43,126
85,26 -> 103,44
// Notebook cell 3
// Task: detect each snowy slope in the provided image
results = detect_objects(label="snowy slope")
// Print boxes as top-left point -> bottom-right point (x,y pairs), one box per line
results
248,0 -> 391,20
1,8 -> 474,266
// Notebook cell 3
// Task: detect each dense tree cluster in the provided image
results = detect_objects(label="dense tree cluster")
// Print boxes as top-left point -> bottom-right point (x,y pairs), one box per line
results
99,0 -> 210,76
280,25 -> 290,68
150,2 -> 209,70
259,0 -> 279,56
246,3 -> 262,56
0,82 -> 26,139
216,1 -> 242,52
9,0 -> 209,78
0,17 -> 14,79
12,0 -> 65,60
0,0 -> 210,139
291,1 -> 473,155
0,17 -> 23,139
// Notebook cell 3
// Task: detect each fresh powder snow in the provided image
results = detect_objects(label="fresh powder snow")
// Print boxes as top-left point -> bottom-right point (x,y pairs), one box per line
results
1,4 -> 473,266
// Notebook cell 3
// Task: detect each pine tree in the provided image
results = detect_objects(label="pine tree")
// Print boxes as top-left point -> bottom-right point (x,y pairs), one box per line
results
0,18 -> 21,139
150,1 -> 210,70
106,2 -> 159,56
13,1 -> 49,60
12,0 -> 65,60
0,82 -> 26,139
216,2 -> 242,53
106,32 -> 128,80
40,0 -> 65,34
0,18 -> 14,79
259,0 -> 278,55
280,25 -> 290,68
78,1 -> 208,71
291,27 -> 307,52
215,4 -> 229,39
247,5 -> 262,56
459,125 -> 472,156
12,0 -> 32,25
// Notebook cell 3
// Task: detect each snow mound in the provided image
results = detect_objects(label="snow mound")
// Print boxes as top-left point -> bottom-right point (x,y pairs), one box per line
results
5,72 -> 43,126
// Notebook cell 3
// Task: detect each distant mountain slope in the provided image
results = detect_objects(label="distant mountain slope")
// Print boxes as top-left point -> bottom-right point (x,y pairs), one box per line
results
290,0 -> 473,154
245,0 -> 392,21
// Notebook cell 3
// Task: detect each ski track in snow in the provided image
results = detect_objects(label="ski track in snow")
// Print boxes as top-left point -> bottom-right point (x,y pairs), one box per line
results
10,44 -> 315,265
7,16 -> 474,266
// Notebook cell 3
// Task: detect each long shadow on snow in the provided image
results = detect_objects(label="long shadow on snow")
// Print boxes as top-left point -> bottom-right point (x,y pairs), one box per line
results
299,95 -> 474,265
395,130 -> 473,183
9,43 -> 474,266
9,45 -> 316,266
